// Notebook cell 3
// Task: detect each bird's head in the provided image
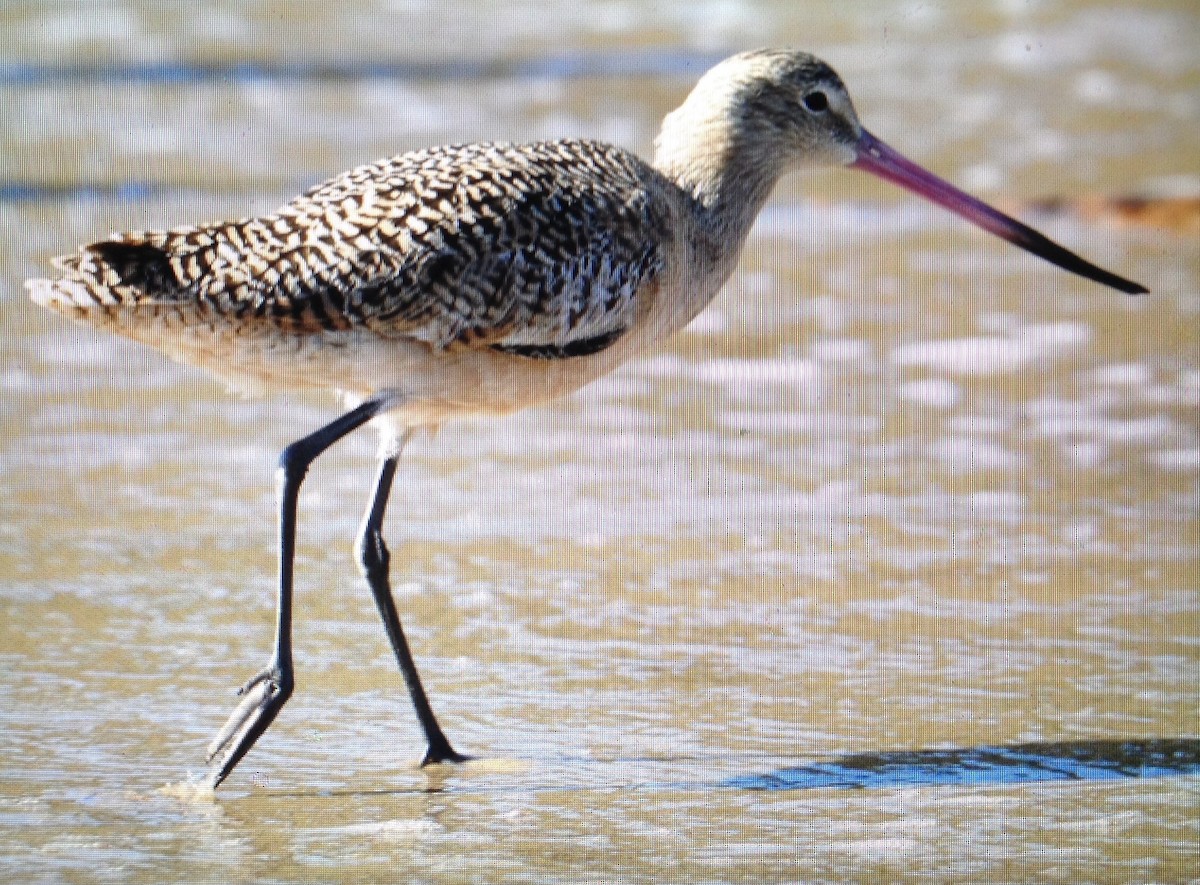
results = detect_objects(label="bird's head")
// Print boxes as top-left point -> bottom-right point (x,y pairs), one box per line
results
656,48 -> 1146,294
699,49 -> 863,167
655,49 -> 862,181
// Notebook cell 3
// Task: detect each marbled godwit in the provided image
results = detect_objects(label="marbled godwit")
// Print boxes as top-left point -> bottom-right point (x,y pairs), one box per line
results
27,49 -> 1147,789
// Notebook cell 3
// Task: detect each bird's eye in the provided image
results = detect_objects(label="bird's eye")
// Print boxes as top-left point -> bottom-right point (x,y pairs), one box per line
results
803,91 -> 829,113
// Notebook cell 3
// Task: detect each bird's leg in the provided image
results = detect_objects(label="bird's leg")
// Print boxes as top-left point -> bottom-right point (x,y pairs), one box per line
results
205,399 -> 384,789
355,441 -> 468,766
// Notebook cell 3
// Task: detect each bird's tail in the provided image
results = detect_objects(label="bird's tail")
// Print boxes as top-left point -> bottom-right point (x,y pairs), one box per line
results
26,228 -> 285,396
26,233 -> 183,320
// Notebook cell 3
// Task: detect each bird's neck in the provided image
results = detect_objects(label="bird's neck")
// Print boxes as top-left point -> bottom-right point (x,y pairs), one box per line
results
652,104 -> 789,248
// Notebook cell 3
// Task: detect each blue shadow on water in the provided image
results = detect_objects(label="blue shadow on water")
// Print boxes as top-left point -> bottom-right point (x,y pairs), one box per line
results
728,739 -> 1200,791
0,50 -> 725,87
0,181 -> 170,203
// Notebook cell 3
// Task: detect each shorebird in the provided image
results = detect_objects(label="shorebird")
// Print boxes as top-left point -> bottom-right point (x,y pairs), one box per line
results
27,49 -> 1146,789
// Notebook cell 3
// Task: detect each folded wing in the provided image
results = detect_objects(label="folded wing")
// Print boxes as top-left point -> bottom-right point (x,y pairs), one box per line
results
29,140 -> 672,362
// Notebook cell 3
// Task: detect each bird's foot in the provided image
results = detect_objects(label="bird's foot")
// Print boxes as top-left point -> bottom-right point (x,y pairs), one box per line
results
420,739 -> 470,767
204,664 -> 293,789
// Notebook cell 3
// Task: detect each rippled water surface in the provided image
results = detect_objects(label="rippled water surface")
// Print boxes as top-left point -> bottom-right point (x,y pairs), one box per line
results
1,1 -> 1198,882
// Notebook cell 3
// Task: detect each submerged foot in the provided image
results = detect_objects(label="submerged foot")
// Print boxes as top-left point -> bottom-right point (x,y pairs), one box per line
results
204,665 -> 293,789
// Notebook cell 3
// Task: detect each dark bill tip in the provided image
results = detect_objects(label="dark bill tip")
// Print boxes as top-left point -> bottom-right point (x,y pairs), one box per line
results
850,129 -> 1149,295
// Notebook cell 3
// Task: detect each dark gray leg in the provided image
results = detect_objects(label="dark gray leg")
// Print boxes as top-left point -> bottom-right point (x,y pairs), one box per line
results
355,439 -> 466,765
205,399 -> 384,789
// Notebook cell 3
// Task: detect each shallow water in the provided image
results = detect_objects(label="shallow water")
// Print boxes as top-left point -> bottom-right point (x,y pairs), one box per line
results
1,1 -> 1198,882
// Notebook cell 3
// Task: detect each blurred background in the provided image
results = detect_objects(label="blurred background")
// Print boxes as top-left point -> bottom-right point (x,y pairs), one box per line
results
1,1 -> 1197,882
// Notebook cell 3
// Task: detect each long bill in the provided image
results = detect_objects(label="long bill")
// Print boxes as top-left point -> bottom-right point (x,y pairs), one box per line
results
851,128 -> 1148,295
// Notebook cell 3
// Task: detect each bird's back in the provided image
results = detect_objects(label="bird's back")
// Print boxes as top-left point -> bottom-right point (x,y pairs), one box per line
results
29,139 -> 675,368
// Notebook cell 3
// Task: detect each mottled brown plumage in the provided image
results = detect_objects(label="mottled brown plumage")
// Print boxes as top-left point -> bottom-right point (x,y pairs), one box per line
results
26,49 -> 1144,790
43,141 -> 668,354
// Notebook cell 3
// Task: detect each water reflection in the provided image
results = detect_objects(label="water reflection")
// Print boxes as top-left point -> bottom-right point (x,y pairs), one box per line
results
730,739 -> 1200,791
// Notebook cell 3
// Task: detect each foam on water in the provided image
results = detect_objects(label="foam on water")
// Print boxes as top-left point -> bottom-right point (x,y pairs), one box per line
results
693,357 -> 823,389
890,322 -> 1092,377
158,777 -> 217,804
897,377 -> 962,409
